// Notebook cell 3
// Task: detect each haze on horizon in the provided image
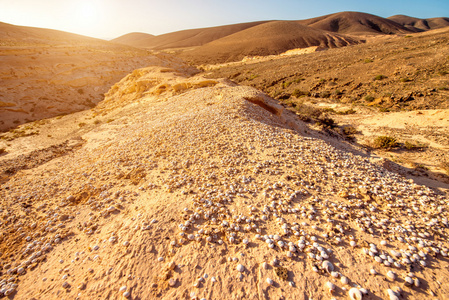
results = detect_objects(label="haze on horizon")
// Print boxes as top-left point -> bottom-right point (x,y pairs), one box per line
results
0,0 -> 448,40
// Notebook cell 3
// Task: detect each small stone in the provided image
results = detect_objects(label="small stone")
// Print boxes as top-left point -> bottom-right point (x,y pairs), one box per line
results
236,264 -> 245,272
349,287 -> 362,300
168,278 -> 176,287
387,270 -> 396,280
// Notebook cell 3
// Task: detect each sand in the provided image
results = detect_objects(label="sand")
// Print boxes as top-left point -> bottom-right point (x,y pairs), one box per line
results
0,66 -> 448,300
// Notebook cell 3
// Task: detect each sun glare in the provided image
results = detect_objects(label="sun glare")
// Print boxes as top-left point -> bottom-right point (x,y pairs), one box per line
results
78,2 -> 98,20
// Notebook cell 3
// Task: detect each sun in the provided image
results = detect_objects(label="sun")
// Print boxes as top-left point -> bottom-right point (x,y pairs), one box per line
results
78,2 -> 98,20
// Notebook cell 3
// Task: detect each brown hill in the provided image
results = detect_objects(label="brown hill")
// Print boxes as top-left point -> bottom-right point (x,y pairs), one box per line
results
111,21 -> 269,50
0,22 -> 195,131
180,21 -> 360,64
298,11 -> 413,35
0,21 -> 107,46
388,15 -> 449,31
110,32 -> 155,47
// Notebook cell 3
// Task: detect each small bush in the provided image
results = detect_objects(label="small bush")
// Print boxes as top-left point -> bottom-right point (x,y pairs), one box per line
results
292,89 -> 309,98
316,116 -> 336,128
77,88 -> 84,95
400,78 -> 412,82
373,136 -> 398,149
342,125 -> 357,136
296,104 -> 323,119
94,119 -> 101,125
282,81 -> 292,89
320,91 -> 331,98
336,108 -> 356,115
0,148 -> 5,155
373,75 -> 387,81
247,74 -> 259,81
78,122 -> 86,127
364,58 -> 373,63
404,141 -> 427,150
334,89 -> 343,96
364,95 -> 375,102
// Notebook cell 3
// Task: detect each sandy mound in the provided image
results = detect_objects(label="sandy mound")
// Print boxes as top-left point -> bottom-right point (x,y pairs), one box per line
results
0,66 -> 448,299
298,11 -> 413,35
180,21 -> 360,64
112,21 -> 269,50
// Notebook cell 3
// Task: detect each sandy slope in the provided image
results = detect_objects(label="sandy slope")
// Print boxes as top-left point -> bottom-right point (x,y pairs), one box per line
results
298,11 -> 413,35
388,15 -> 449,32
112,21 -> 269,50
0,21 -> 199,132
0,67 -> 448,300
180,21 -> 359,64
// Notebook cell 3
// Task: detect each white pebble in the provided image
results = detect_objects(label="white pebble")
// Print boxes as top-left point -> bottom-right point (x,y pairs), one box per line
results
236,264 -> 245,272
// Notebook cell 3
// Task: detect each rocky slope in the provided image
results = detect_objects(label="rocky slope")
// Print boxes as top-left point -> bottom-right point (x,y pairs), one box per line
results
0,66 -> 448,300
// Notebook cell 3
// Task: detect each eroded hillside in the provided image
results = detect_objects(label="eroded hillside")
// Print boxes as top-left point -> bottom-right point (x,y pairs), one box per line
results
0,21 -> 199,132
204,27 -> 449,185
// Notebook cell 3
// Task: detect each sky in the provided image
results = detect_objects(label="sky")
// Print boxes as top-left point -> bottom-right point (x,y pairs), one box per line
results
0,0 -> 448,40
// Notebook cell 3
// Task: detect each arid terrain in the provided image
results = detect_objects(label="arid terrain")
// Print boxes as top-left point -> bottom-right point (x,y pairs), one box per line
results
204,27 -> 449,188
0,11 -> 448,300
0,22 -> 190,132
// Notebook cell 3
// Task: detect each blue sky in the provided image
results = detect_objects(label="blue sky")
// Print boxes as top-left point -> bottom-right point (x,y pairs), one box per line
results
0,0 -> 448,39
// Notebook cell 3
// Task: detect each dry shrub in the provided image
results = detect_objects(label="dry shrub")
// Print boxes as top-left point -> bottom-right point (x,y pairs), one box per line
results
373,136 -> 398,149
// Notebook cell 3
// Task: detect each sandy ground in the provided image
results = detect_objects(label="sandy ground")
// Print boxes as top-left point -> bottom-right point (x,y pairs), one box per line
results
0,43 -> 194,132
0,67 -> 448,300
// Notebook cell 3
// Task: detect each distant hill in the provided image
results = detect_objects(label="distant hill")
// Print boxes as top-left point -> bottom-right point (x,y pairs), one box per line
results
298,11 -> 413,35
0,21 -> 189,131
112,12 -> 449,53
0,21 -> 108,46
111,32 -> 155,47
180,21 -> 360,64
388,15 -> 449,32
111,21 -> 269,50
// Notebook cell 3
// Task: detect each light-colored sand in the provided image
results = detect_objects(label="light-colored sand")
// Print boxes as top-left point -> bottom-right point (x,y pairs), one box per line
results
0,67 -> 448,300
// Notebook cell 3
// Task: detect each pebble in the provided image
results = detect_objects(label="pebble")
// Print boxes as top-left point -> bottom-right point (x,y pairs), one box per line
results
349,287 -> 362,300
387,270 -> 396,280
236,264 -> 245,272
169,278 -> 176,287
1,69 -> 448,300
